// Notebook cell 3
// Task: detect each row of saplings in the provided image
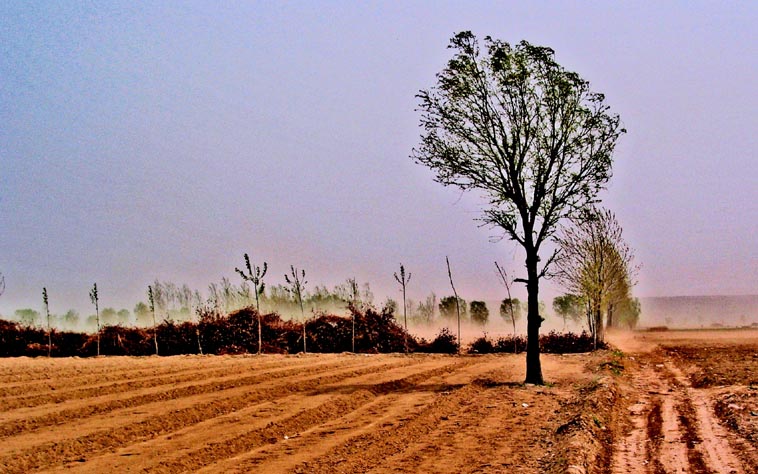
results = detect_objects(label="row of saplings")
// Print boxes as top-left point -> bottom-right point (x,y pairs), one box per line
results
0,305 -> 604,357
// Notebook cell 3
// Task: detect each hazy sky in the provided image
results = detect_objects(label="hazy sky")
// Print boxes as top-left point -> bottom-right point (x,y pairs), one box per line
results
2,1 -> 756,315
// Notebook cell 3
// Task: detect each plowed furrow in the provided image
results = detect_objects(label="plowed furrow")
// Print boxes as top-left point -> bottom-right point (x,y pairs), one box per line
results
204,395 -> 410,474
285,370 -> 512,473
0,356 -> 371,435
47,358 -> 470,472
0,356 -> 186,384
394,383 -> 557,473
198,358 -> 504,473
1,356 -> 399,450
101,358 -> 477,473
0,355 -> 294,398
0,356 -> 334,411
0,358 -> 417,473
40,392 -> 337,474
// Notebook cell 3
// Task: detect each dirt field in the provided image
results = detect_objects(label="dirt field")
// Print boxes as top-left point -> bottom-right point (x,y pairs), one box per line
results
609,329 -> 758,474
1,329 -> 756,473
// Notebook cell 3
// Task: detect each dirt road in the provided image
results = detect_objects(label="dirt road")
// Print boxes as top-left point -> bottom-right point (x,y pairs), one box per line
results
609,331 -> 749,474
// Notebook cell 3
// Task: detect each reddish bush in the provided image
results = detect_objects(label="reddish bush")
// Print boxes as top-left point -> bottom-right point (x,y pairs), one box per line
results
417,328 -> 458,354
468,334 -> 495,354
97,325 -> 153,356
474,331 -> 600,354
351,305 -> 413,353
540,330 -> 604,353
0,319 -> 29,356
494,334 -> 527,353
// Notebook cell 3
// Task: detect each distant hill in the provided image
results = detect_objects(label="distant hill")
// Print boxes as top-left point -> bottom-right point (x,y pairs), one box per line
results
639,295 -> 758,328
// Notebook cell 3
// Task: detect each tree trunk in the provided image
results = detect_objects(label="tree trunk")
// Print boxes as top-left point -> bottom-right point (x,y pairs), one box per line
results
525,250 -> 544,385
595,304 -> 604,346
606,302 -> 614,330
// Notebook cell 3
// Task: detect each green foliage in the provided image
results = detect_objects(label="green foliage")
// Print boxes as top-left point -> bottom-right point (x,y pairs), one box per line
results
235,253 -> 267,308
499,298 -> 522,323
616,296 -> 641,329
553,294 -> 584,326
62,309 -> 79,329
100,307 -> 118,326
89,283 -> 98,309
382,297 -> 398,315
394,263 -> 413,352
117,309 -> 131,324
469,301 -> 489,325
555,207 -> 638,341
414,32 -> 625,384
14,308 -> 40,326
133,301 -> 151,326
439,296 -> 467,320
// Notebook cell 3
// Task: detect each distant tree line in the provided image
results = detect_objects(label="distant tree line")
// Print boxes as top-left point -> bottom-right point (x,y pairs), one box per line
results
0,305 -> 602,358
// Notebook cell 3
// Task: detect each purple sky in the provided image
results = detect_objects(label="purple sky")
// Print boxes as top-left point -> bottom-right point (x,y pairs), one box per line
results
1,1 -> 756,315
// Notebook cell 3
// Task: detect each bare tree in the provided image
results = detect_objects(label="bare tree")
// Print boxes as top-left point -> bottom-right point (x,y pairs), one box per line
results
285,266 -> 308,353
43,287 -> 51,357
89,283 -> 100,356
495,262 -> 519,352
148,285 -> 159,355
446,256 -> 462,354
235,253 -> 268,355
347,277 -> 358,353
414,32 -> 624,384
393,264 -> 412,353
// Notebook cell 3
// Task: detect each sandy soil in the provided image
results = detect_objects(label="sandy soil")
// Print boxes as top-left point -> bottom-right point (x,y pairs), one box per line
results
0,352 -> 607,473
608,329 -> 758,474
2,329 -> 755,473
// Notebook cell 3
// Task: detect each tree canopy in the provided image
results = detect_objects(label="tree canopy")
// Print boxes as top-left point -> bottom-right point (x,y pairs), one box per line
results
414,32 -> 624,383
555,207 -> 638,344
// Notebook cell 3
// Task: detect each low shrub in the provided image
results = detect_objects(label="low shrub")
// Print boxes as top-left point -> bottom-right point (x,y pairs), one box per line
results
417,328 -> 458,354
541,330 -> 605,353
0,316 -> 604,357
468,334 -> 495,354
494,334 -> 527,353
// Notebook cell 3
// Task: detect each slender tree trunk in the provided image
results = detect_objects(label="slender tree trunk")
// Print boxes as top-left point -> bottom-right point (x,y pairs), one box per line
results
606,302 -> 614,330
96,306 -> 100,357
446,257 -> 461,354
300,299 -> 306,354
152,310 -> 159,356
525,250 -> 544,385
255,292 -> 262,355
402,283 -> 408,353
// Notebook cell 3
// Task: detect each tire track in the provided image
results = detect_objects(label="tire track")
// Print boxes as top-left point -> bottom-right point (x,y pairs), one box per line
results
667,362 -> 743,474
611,351 -> 744,474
